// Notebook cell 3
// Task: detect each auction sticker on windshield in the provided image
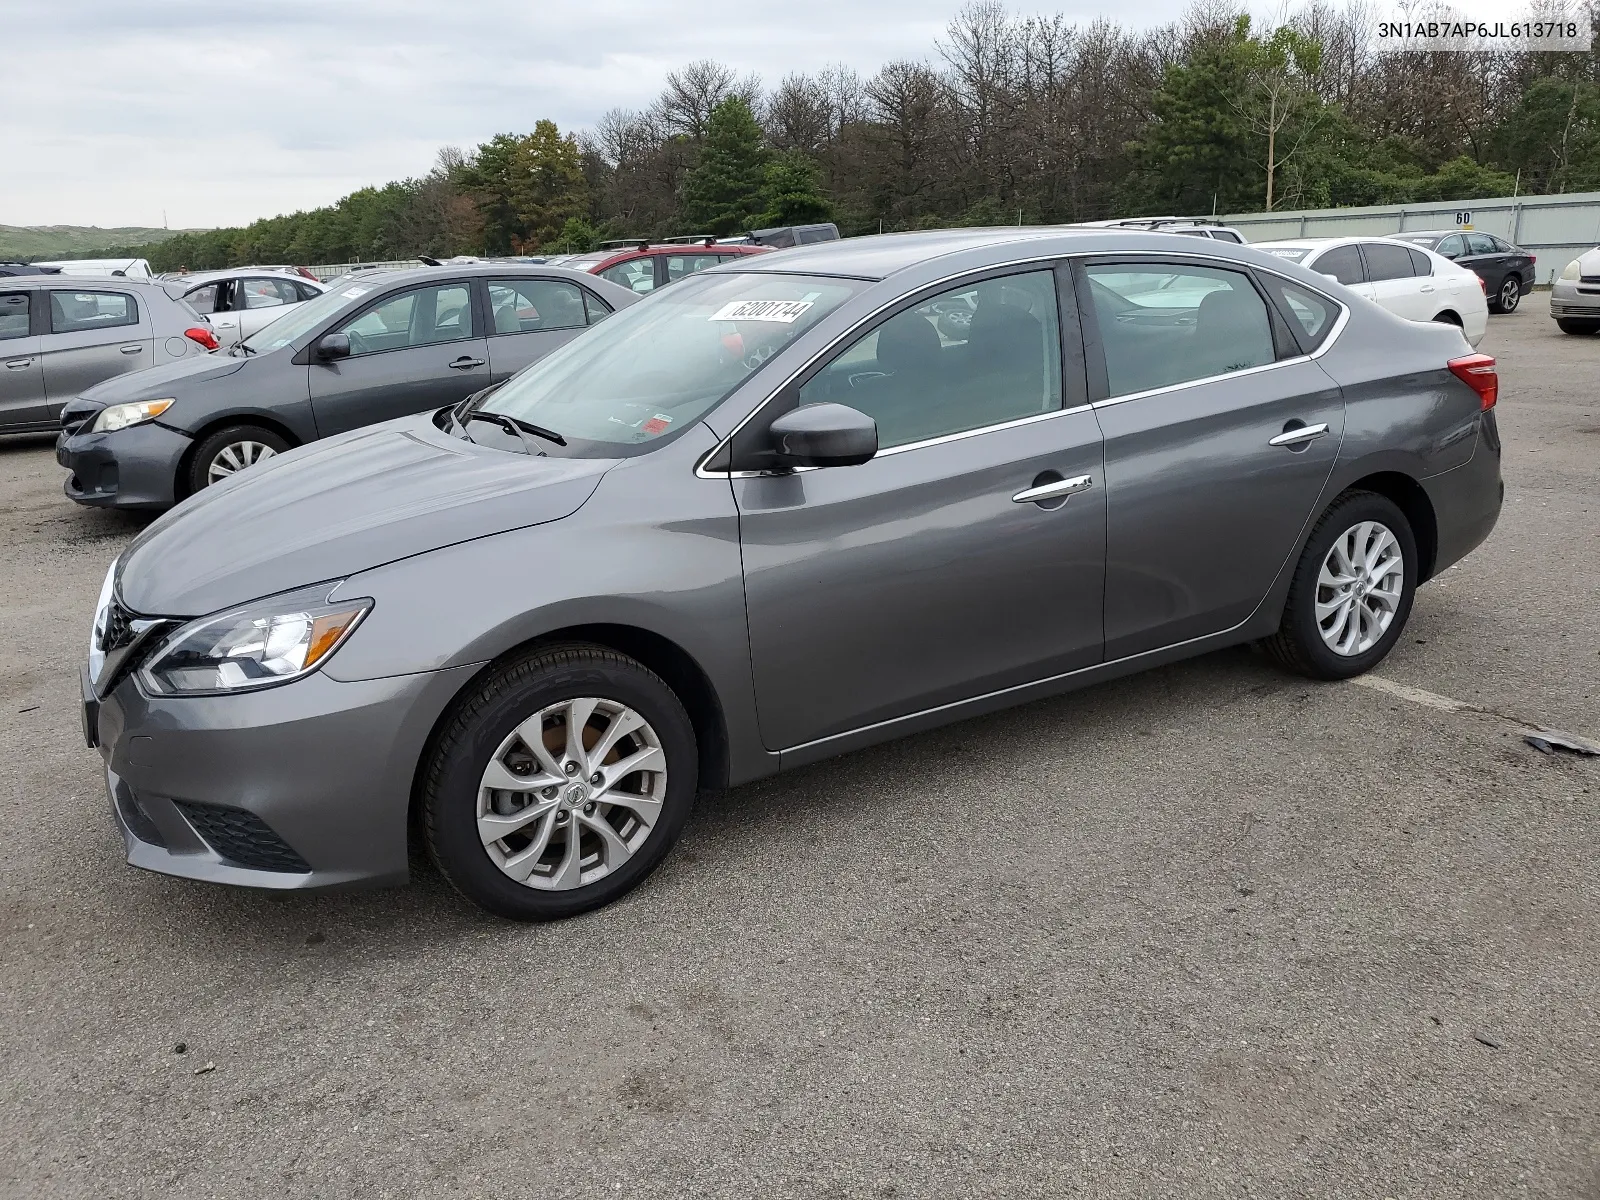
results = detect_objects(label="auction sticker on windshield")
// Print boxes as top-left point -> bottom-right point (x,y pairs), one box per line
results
709,299 -> 814,323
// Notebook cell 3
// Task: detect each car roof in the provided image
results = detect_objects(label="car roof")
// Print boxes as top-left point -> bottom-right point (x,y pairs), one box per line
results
166,268 -> 314,287
0,273 -> 167,291
712,226 -> 1277,281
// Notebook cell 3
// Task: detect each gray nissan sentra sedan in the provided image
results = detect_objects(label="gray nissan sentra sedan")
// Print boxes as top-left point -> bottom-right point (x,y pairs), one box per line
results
82,228 -> 1504,920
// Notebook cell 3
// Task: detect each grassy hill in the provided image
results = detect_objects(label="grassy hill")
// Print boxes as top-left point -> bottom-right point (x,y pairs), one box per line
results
0,224 -> 202,261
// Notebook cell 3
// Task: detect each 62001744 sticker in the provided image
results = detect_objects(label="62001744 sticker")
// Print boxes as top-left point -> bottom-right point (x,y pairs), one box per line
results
708,299 -> 815,323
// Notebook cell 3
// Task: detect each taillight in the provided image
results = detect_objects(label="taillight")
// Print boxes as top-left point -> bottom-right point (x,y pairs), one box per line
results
1477,276 -> 1486,293
1449,353 -> 1497,410
184,326 -> 220,351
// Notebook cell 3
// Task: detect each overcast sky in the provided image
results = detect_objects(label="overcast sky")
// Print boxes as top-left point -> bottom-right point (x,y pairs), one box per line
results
4,0 -> 1523,230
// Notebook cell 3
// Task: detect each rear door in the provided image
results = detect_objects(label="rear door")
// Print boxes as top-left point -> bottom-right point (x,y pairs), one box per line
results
1078,258 -> 1345,658
0,290 -> 46,430
308,280 -> 488,436
40,287 -> 154,410
1360,241 -> 1431,321
482,276 -> 595,381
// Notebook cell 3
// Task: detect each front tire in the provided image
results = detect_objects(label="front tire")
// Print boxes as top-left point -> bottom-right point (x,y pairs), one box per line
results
1492,275 -> 1521,314
422,643 -> 698,920
1263,491 -> 1418,680
186,424 -> 289,494
1556,317 -> 1600,335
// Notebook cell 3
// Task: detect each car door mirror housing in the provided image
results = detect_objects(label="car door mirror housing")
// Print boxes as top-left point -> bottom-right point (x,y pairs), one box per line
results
768,402 -> 877,468
316,332 -> 350,360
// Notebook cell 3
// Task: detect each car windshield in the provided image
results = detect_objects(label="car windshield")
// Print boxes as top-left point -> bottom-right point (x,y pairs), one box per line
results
240,282 -> 374,352
1259,246 -> 1312,262
477,271 -> 864,455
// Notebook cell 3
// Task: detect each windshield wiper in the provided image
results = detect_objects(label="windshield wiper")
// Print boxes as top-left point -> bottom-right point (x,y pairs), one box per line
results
464,410 -> 567,454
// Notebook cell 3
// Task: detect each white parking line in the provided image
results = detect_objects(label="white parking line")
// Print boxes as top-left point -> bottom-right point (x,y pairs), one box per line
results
1350,674 -> 1471,712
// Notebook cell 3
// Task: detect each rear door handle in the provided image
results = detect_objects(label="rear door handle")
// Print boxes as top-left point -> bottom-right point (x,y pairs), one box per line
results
1269,422 -> 1329,448
449,357 -> 486,370
1419,283 -> 1435,293
4,358 -> 33,369
119,345 -> 143,355
1012,474 -> 1093,505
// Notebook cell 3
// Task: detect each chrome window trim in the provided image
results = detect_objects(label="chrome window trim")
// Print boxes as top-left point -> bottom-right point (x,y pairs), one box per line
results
694,249 -> 1350,479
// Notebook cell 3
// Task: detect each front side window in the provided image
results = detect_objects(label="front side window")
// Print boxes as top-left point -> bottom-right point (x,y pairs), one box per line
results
477,271 -> 863,454
797,270 -> 1063,450
1310,245 -> 1364,286
1436,235 -> 1465,258
184,283 -> 220,314
241,277 -> 301,309
665,254 -> 721,282
598,257 -> 656,294
1085,263 -> 1275,397
486,279 -> 587,335
240,283 -> 363,353
336,284 -> 473,355
0,292 -> 28,339
1362,242 -> 1416,282
49,290 -> 137,334
1465,233 -> 1497,255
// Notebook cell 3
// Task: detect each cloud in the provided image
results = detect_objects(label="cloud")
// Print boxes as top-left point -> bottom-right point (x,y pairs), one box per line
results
6,0 -> 1209,228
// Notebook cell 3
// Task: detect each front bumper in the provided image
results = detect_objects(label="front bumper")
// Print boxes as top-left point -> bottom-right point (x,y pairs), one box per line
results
1549,280 -> 1600,319
89,660 -> 482,891
57,421 -> 192,510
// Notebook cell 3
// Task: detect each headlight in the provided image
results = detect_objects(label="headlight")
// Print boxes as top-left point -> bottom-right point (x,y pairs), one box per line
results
139,583 -> 371,696
87,560 -> 118,682
91,399 -> 174,433
1560,260 -> 1581,280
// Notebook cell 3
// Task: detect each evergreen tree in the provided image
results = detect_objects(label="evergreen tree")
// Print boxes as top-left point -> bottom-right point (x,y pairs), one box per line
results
681,97 -> 770,235
757,152 -> 835,226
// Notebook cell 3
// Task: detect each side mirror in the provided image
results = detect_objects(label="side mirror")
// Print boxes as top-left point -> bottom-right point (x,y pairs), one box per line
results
1319,273 -> 1341,284
315,332 -> 350,360
769,402 -> 877,468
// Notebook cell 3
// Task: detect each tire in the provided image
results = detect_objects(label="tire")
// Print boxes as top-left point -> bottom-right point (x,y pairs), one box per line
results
186,424 -> 290,494
1491,275 -> 1521,314
1556,318 -> 1600,335
1262,490 -> 1418,681
422,643 -> 698,921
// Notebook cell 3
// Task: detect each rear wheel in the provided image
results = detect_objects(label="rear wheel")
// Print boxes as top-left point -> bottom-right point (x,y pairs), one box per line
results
186,424 -> 289,494
1556,317 -> 1600,335
422,643 -> 698,920
1263,491 -> 1417,680
1491,276 -> 1521,314
1432,311 -> 1462,328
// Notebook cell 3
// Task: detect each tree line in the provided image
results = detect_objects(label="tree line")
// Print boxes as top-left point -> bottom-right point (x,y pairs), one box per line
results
79,0 -> 1600,271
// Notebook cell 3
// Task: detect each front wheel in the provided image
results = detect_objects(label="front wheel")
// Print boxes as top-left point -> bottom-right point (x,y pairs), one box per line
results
422,643 -> 698,920
186,424 -> 289,494
1556,317 -> 1600,335
1492,276 -> 1521,314
1262,491 -> 1418,680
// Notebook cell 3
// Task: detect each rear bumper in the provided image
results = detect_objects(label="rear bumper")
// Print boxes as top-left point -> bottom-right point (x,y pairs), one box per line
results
91,660 -> 482,891
58,421 -> 190,510
1423,414 -> 1503,577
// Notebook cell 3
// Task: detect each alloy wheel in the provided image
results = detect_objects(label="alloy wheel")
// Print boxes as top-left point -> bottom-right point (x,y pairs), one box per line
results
1315,521 -> 1405,656
207,440 -> 278,484
1498,278 -> 1520,312
476,696 -> 667,890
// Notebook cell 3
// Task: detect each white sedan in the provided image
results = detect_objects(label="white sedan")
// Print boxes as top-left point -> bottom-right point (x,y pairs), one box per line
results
159,270 -> 328,348
1253,236 -> 1487,346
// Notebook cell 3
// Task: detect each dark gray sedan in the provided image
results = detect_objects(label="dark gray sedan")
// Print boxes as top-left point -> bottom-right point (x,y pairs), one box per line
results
56,264 -> 636,508
82,229 -> 1503,920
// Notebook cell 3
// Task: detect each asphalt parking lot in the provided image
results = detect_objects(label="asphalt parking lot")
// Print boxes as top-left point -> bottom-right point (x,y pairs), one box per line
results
2,305 -> 1597,1199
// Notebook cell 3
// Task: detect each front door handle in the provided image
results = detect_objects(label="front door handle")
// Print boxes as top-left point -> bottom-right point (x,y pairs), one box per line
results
449,356 -> 486,370
1269,422 -> 1330,448
1012,474 -> 1093,505
119,345 -> 143,355
4,358 -> 33,369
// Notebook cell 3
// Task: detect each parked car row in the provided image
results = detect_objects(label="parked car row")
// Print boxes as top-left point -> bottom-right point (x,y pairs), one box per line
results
75,227 -> 1504,922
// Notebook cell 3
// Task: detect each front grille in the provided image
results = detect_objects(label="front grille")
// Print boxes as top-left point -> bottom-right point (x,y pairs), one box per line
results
61,409 -> 96,437
173,801 -> 311,873
98,599 -> 138,654
113,779 -> 167,848
1581,275 -> 1600,284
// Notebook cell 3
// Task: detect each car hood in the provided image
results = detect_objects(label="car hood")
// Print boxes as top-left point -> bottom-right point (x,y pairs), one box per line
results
117,415 -> 612,616
75,352 -> 249,409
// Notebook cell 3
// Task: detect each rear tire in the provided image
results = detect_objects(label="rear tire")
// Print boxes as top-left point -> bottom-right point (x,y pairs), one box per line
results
1262,491 -> 1418,681
422,643 -> 698,921
1432,311 -> 1462,328
1556,318 -> 1600,335
186,424 -> 289,494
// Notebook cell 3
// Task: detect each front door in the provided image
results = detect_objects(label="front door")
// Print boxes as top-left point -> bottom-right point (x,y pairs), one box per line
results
482,277 -> 595,382
40,287 -> 154,411
309,280 -> 488,436
0,290 -> 46,430
1078,259 -> 1345,659
733,266 -> 1106,751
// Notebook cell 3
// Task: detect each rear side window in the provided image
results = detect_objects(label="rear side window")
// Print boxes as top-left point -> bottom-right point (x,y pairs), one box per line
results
0,292 -> 29,339
486,278 -> 587,334
1209,230 -> 1244,243
598,258 -> 655,295
1465,233 -> 1497,255
49,290 -> 138,334
1406,247 -> 1434,276
798,269 -> 1063,449
665,254 -> 721,282
1362,243 -> 1417,282
1085,264 -> 1275,396
1310,245 -> 1364,286
1257,276 -> 1340,353
581,290 -> 612,324
295,281 -> 323,302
